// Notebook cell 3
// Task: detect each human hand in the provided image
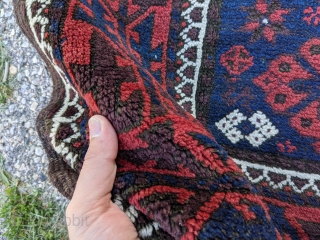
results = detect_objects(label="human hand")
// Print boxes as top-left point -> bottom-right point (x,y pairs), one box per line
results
66,115 -> 138,240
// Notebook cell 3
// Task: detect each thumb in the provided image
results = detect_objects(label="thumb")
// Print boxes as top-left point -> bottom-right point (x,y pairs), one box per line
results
72,115 -> 118,202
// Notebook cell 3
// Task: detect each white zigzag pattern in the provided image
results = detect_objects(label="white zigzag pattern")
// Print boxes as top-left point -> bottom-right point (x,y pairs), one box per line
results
175,0 -> 211,117
26,0 -> 84,169
234,158 -> 320,196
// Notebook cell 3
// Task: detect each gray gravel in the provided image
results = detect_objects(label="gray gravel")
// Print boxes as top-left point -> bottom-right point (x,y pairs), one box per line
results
0,0 -> 69,235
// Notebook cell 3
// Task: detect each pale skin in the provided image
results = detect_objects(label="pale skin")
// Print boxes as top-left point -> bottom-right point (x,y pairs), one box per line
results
66,115 -> 138,240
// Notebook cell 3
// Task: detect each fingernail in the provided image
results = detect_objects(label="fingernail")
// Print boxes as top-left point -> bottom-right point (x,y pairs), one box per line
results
89,118 -> 101,139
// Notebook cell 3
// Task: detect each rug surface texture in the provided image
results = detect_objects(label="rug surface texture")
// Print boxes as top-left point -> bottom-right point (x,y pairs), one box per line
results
14,0 -> 320,239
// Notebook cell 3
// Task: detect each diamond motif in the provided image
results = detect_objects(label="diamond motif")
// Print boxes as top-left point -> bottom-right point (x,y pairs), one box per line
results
215,109 -> 247,144
215,109 -> 279,147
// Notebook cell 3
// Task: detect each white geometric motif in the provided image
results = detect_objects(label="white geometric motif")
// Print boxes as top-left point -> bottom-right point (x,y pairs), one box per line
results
215,109 -> 279,147
175,0 -> 211,117
26,0 -> 85,169
234,159 -> 320,196
114,195 -> 160,238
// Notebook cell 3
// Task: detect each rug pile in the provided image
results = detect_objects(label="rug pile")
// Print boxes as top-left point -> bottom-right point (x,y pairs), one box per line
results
14,0 -> 320,239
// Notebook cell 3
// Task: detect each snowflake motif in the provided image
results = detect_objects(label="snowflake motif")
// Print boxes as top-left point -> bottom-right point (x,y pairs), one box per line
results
240,0 -> 290,42
303,6 -> 320,26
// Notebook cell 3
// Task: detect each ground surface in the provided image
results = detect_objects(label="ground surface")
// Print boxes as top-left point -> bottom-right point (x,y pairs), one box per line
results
0,0 -> 68,237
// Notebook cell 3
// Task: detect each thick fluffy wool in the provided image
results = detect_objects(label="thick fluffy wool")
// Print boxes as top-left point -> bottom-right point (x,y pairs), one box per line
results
13,0 -> 320,239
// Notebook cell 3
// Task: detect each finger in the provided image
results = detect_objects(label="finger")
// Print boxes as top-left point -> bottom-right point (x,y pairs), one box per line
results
72,115 -> 118,202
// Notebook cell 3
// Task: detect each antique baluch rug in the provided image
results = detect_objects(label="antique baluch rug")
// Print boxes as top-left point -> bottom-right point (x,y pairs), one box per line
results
13,0 -> 320,239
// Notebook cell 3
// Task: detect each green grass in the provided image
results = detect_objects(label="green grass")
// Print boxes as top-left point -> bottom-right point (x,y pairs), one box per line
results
0,36 -> 66,240
0,156 -> 68,240
0,41 -> 13,104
